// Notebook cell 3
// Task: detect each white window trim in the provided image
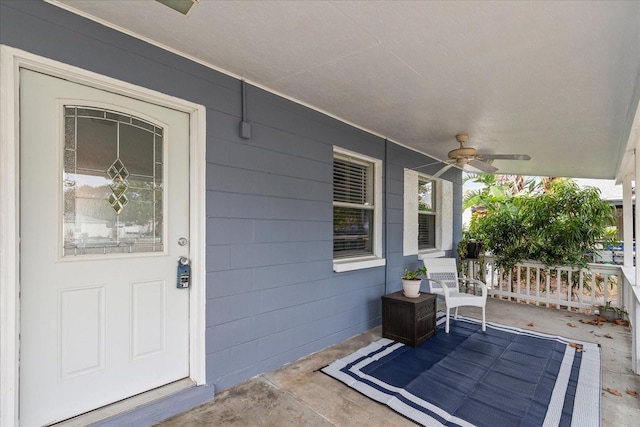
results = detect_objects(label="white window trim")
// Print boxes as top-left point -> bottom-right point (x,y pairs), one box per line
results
333,147 -> 385,272
418,250 -> 447,260
333,256 -> 386,273
403,169 -> 453,257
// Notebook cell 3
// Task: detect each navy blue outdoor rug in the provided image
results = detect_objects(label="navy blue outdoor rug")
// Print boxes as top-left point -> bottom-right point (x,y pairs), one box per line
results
322,313 -> 601,427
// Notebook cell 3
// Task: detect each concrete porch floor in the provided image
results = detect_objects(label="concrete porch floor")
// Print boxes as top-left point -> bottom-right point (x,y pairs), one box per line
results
157,298 -> 640,426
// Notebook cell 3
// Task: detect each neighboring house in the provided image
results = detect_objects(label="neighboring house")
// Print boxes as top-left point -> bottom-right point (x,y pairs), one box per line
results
0,2 -> 460,425
64,214 -> 112,240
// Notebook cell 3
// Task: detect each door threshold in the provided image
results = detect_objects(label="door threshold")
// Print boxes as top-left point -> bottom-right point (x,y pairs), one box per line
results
51,378 -> 195,427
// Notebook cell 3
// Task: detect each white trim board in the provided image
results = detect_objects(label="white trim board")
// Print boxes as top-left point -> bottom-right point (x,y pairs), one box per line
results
0,45 -> 207,426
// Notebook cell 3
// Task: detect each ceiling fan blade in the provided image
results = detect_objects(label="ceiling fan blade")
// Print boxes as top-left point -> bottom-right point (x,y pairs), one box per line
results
430,163 -> 455,179
467,159 -> 498,174
410,160 -> 445,171
477,153 -> 531,161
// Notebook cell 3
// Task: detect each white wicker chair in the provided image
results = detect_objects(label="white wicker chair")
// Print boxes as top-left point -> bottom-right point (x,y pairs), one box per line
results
423,258 -> 488,333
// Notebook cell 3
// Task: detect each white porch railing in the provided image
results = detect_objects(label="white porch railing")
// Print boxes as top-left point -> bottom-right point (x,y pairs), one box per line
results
463,256 -> 639,374
465,256 -> 624,313
621,267 -> 640,374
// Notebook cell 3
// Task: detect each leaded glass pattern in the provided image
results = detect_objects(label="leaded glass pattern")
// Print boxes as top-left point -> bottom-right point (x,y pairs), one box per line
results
107,158 -> 130,214
63,106 -> 164,256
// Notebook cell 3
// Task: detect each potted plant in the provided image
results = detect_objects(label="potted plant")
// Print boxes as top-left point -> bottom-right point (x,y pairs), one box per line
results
457,230 -> 486,282
597,301 -> 616,321
597,301 -> 628,322
401,266 -> 427,298
457,226 -> 485,260
464,241 -> 484,260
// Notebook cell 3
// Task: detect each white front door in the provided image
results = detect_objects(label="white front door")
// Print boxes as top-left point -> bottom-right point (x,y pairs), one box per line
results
19,69 -> 191,426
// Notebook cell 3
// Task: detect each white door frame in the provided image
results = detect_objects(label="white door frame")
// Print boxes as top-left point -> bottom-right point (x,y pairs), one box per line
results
0,45 -> 207,426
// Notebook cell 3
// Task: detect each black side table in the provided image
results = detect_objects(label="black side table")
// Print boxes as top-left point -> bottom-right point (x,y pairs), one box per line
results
381,291 -> 437,347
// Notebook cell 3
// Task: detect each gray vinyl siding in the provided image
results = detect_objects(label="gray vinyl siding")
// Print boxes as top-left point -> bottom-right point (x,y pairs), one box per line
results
1,0 -> 461,399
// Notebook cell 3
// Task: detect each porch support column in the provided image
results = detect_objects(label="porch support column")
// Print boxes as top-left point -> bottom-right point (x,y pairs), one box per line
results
621,169 -> 639,374
634,147 -> 640,374
622,173 -> 633,267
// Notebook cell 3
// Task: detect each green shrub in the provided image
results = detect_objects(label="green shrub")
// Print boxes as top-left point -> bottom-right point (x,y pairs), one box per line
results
465,177 -> 616,270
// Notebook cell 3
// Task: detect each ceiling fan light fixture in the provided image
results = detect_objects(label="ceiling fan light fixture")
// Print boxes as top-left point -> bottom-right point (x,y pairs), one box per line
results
448,133 -> 476,159
448,146 -> 477,159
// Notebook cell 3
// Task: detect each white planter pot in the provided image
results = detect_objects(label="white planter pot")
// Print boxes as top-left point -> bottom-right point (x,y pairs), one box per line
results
599,308 -> 617,322
402,279 -> 422,298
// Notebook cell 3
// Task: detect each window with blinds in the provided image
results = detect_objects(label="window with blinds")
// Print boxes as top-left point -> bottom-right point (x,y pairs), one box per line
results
333,155 -> 374,258
418,178 -> 436,249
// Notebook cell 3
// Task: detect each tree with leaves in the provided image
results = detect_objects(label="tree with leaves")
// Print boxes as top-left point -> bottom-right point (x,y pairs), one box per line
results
464,175 -> 616,270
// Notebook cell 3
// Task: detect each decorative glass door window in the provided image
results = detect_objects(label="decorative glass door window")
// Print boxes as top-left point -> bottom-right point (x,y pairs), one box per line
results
63,106 -> 164,256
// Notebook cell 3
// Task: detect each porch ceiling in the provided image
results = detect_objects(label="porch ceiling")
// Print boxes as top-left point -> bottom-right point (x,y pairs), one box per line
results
51,0 -> 640,179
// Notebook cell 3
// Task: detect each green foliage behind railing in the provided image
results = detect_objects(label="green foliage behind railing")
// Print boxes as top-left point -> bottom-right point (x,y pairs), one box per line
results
463,177 -> 617,271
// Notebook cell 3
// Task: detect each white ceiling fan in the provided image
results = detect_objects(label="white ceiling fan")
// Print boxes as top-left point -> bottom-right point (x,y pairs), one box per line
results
431,134 -> 531,178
